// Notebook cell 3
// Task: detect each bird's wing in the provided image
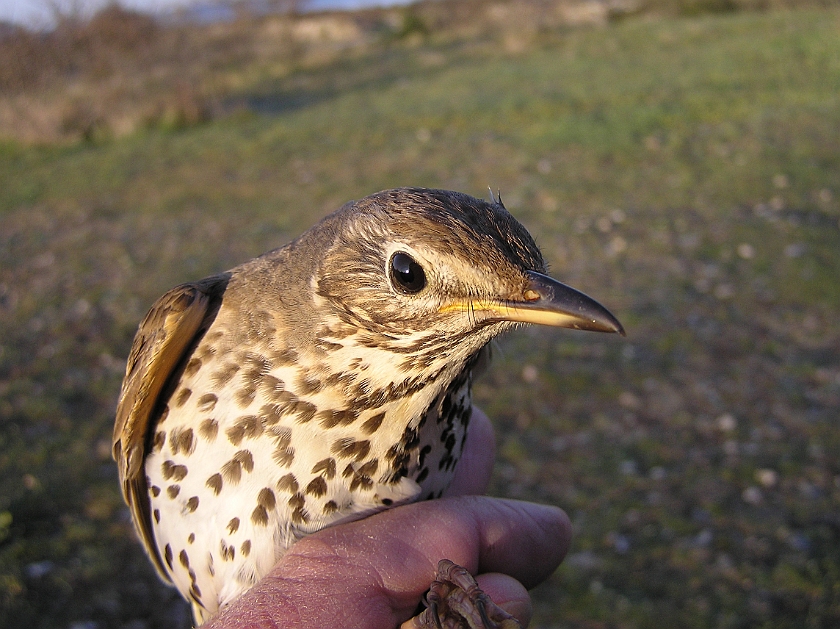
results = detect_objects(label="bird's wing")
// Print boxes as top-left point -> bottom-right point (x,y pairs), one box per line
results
112,276 -> 227,579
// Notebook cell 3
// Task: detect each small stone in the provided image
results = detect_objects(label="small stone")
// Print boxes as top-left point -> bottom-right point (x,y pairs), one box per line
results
618,391 -> 641,409
716,413 -> 737,432
772,173 -> 789,189
714,284 -> 734,300
784,243 -> 805,258
606,236 -> 627,257
742,486 -> 763,505
736,243 -> 755,260
521,364 -> 538,383
619,460 -> 637,475
649,466 -> 666,481
755,469 -> 778,488
610,208 -> 626,223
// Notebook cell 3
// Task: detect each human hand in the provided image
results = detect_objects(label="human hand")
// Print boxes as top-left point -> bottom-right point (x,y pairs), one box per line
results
205,408 -> 572,629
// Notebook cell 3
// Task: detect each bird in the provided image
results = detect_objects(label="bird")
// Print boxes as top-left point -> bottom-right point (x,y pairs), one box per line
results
112,187 -> 624,626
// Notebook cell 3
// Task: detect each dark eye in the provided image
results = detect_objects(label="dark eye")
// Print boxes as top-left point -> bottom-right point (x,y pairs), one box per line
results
389,252 -> 426,294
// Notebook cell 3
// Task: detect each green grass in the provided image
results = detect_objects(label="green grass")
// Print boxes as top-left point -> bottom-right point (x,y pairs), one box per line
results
1,6 -> 839,628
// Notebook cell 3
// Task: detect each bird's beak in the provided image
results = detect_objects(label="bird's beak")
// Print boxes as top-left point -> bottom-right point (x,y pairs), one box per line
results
444,271 -> 625,335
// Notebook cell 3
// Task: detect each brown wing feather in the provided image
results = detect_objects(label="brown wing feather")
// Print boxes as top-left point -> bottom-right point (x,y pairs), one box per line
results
112,275 -> 228,578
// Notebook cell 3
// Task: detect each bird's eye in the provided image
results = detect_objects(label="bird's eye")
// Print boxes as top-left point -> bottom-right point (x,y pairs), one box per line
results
389,252 -> 426,294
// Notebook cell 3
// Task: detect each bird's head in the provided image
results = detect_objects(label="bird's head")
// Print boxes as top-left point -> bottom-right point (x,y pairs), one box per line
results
306,188 -> 623,366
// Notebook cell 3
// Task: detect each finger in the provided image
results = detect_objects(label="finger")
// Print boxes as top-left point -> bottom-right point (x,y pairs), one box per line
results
475,572 -> 532,627
295,496 -> 570,603
366,496 -> 571,591
206,497 -> 570,629
445,406 -> 496,497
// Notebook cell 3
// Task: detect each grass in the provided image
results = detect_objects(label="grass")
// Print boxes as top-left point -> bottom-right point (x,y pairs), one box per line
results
1,4 -> 839,628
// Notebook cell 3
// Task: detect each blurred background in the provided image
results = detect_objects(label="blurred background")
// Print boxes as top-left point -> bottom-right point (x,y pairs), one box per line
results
1,0 -> 838,627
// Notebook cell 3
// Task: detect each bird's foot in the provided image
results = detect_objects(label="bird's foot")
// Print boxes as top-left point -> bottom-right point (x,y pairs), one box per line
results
402,559 -> 522,629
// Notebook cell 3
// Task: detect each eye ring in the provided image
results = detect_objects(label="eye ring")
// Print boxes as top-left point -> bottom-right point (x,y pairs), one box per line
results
389,252 -> 427,294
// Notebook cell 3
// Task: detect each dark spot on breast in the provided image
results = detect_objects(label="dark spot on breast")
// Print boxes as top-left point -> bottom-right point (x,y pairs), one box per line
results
234,449 -> 254,473
273,445 -> 295,467
179,549 -> 190,568
227,415 -> 262,446
349,471 -> 373,492
360,412 -> 385,435
305,476 -> 327,497
241,540 -> 251,557
188,533 -> 195,544
267,425 -> 291,446
158,405 -> 170,424
262,375 -> 285,398
418,444 -> 432,468
199,418 -> 219,441
272,347 -> 299,366
288,492 -> 305,509
331,438 -> 370,460
169,427 -> 195,456
317,408 -> 359,429
264,391 -> 316,423
167,485 -> 180,499
311,458 -> 336,479
260,402 -> 284,426
206,473 -> 223,495
220,540 -> 235,561
164,544 -> 173,570
291,507 -> 309,524
153,431 -> 166,452
186,496 -> 199,512
184,358 -> 202,378
174,388 -> 192,408
251,505 -> 269,526
292,401 -> 317,424
276,473 -> 298,493
213,364 -> 240,386
357,459 -> 378,477
197,343 -> 217,362
416,467 -> 429,483
323,500 -> 338,515
153,508 -> 161,524
150,485 -> 161,497
257,487 -> 276,510
227,517 -> 240,534
197,393 -> 218,413
316,339 -> 343,352
222,459 -> 242,484
242,351 -> 271,377
161,460 -> 188,481
297,375 -> 323,395
235,385 -> 257,408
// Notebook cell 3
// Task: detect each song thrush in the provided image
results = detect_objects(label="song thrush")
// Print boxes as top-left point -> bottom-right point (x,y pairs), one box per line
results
113,187 -> 624,626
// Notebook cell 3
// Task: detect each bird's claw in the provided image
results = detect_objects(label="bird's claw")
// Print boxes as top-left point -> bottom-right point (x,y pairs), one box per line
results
403,559 -> 522,629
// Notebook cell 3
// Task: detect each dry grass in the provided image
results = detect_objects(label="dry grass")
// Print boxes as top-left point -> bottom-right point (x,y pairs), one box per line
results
5,0 -> 834,144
